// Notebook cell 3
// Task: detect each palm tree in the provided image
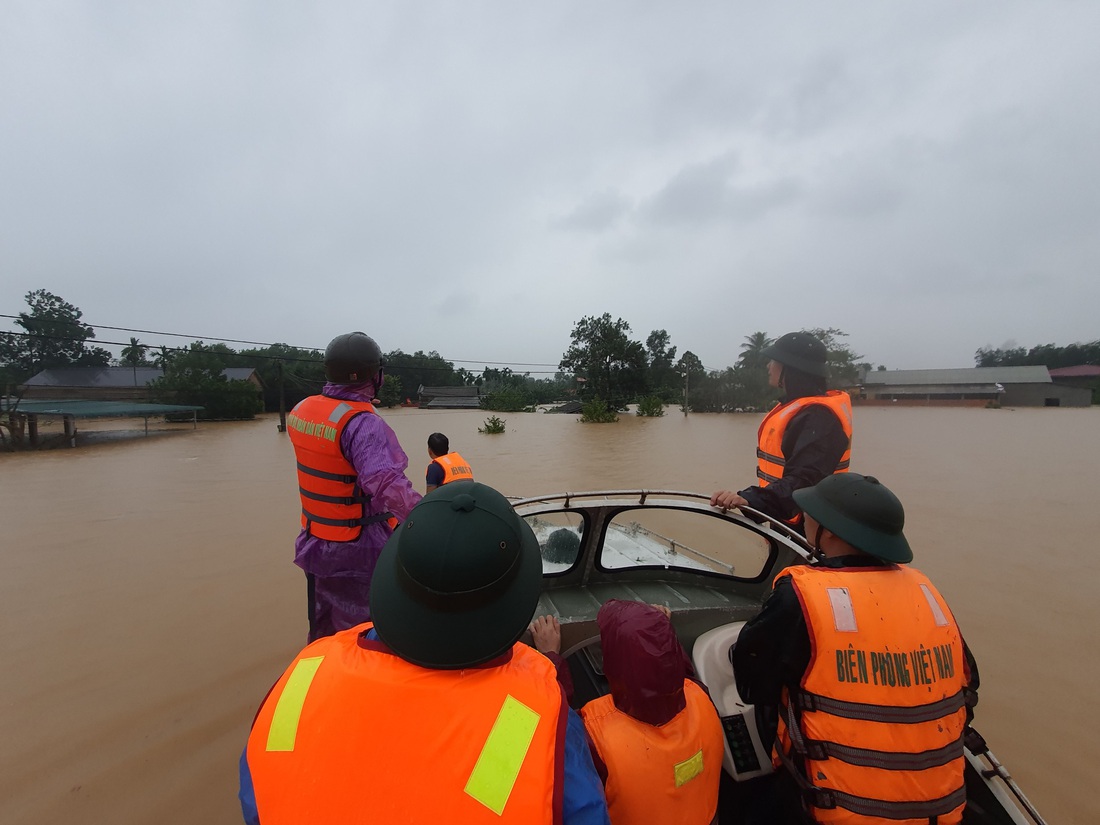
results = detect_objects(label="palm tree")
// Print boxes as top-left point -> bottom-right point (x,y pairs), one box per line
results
152,345 -> 175,370
120,337 -> 148,386
738,331 -> 774,369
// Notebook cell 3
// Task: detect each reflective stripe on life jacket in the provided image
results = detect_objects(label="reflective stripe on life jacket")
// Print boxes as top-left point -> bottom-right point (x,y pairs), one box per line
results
773,564 -> 968,824
580,679 -> 724,825
287,395 -> 391,542
756,390 -> 853,488
432,451 -> 475,485
247,623 -> 568,825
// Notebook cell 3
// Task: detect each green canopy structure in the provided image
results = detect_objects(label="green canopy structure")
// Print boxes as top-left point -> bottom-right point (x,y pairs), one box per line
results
2,399 -> 204,447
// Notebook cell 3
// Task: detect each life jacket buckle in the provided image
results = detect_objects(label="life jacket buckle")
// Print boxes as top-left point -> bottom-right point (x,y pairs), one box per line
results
793,691 -> 817,713
804,740 -> 828,761
809,788 -> 837,810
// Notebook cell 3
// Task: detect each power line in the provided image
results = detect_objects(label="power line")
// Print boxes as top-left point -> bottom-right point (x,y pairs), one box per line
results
0,329 -> 566,375
1,314 -> 724,373
0,314 -> 565,369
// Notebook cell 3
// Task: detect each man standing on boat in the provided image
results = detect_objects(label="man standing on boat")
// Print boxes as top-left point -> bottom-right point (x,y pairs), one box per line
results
239,481 -> 610,825
732,473 -> 979,825
711,331 -> 852,532
286,331 -> 421,642
425,431 -> 474,492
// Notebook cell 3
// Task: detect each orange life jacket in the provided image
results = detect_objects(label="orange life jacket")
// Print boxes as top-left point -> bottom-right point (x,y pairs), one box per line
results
247,624 -> 568,825
431,451 -> 475,485
756,390 -> 853,489
773,565 -> 968,824
580,679 -> 724,825
287,395 -> 392,541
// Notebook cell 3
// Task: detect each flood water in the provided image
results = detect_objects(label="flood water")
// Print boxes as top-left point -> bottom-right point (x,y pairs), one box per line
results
2,405 -> 1098,824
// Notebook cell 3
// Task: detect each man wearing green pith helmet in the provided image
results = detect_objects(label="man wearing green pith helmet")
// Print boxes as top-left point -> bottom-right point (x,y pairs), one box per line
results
732,473 -> 980,825
240,481 -> 610,824
711,331 -> 852,531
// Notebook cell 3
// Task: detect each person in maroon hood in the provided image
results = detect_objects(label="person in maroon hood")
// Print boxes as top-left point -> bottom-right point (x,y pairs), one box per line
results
531,600 -> 724,825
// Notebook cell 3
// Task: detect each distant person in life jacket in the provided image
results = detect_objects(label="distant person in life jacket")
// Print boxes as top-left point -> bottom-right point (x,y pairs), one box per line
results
239,482 -> 611,825
732,473 -> 980,825
711,331 -> 852,531
426,431 -> 474,492
530,601 -> 724,825
286,331 -> 421,642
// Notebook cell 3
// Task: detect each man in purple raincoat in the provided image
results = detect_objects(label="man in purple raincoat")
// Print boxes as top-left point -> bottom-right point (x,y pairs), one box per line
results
287,332 -> 421,641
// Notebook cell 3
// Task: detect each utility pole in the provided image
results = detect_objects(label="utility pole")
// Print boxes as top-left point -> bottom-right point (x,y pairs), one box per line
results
683,370 -> 689,416
277,359 -> 287,432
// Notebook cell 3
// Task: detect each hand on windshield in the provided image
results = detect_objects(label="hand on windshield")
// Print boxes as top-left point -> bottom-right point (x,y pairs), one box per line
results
529,615 -> 562,655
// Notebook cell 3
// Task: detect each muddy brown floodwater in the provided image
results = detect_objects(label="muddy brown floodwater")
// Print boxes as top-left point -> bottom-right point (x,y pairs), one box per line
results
1,406 -> 1098,823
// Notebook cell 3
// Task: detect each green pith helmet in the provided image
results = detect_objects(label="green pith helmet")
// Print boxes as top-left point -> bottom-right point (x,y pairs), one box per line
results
793,473 -> 913,563
324,331 -> 383,384
761,331 -> 828,378
369,481 -> 543,669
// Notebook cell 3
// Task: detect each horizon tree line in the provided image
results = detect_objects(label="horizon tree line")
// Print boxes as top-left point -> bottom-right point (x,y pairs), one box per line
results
5,290 -> 1096,417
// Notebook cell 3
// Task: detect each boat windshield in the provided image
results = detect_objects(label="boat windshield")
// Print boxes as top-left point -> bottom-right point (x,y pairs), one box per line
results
524,503 -> 774,581
599,507 -> 771,580
527,510 -> 587,574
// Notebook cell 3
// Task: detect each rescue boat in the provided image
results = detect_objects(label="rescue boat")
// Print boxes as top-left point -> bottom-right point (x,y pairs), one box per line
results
514,489 -> 1047,825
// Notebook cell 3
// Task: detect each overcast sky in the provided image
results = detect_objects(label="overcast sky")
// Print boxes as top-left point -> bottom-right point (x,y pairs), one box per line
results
2,2 -> 1098,374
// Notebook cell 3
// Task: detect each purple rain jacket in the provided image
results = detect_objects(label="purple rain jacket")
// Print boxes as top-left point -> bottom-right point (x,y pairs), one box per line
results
293,382 -> 422,640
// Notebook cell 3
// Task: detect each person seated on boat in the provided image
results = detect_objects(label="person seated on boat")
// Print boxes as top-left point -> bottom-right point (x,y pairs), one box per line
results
239,481 -> 610,825
425,431 -> 475,492
710,331 -> 852,534
731,473 -> 980,825
530,600 -> 724,825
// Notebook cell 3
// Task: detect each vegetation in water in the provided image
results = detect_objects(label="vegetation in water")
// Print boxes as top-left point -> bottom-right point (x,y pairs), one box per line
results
636,395 -> 665,417
481,386 -> 532,412
580,396 -> 618,423
375,374 -> 403,408
152,343 -> 263,420
479,415 -> 506,434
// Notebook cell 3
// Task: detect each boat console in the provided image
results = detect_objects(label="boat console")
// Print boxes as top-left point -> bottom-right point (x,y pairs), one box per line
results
691,622 -> 773,781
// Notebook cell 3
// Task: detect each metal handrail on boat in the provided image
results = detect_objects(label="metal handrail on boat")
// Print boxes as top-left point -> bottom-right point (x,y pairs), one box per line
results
966,729 -> 1049,825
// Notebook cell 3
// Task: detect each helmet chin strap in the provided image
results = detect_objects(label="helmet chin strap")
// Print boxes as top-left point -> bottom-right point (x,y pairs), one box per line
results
811,522 -> 827,562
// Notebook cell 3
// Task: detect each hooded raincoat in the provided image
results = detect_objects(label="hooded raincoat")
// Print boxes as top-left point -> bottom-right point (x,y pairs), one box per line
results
578,600 -> 723,825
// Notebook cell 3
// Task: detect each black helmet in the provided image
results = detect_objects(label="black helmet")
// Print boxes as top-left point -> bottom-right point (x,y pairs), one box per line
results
324,332 -> 382,384
369,481 -> 543,669
761,331 -> 828,377
793,473 -> 912,563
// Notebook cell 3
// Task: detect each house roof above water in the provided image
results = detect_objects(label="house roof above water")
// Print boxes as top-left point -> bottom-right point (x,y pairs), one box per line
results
864,366 -> 1051,386
22,366 -> 261,388
1048,365 -> 1100,378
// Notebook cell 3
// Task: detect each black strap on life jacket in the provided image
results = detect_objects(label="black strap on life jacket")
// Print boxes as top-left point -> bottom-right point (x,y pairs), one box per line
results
304,510 -> 394,530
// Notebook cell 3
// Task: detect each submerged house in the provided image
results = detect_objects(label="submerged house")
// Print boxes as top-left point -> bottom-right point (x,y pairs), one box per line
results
1047,365 -> 1100,404
417,385 -> 482,409
20,366 -> 264,401
861,366 -> 1091,407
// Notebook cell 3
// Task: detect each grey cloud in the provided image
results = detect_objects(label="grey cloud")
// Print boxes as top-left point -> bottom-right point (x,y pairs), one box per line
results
640,156 -> 802,226
553,191 -> 633,233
